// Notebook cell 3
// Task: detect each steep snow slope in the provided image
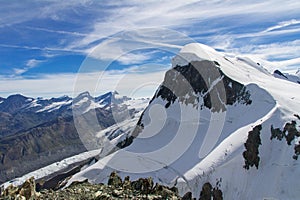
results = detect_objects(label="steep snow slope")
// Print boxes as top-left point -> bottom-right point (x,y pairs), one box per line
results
67,43 -> 300,199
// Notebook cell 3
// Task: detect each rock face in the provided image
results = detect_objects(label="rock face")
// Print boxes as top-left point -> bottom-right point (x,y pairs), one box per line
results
243,125 -> 262,169
155,60 -> 251,112
1,177 -> 37,199
270,118 -> 300,160
199,181 -> 223,200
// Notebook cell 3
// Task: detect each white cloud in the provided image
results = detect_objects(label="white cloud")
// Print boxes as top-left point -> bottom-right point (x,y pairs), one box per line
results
224,40 -> 300,73
9,59 -> 45,76
26,59 -> 43,68
13,68 -> 27,75
3,1 -> 300,61
25,26 -> 90,37
0,68 -> 167,98
70,0 -> 300,49
240,40 -> 300,60
231,25 -> 300,40
117,53 -> 151,65
0,44 -> 85,54
0,1 -> 94,27
262,19 -> 300,33
86,28 -> 185,66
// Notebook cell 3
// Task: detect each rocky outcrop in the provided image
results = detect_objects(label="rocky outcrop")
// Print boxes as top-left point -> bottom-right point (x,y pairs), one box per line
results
1,172 -> 193,200
155,60 -> 251,112
283,121 -> 300,145
243,125 -> 262,170
1,177 -> 37,199
270,117 -> 300,160
199,180 -> 223,200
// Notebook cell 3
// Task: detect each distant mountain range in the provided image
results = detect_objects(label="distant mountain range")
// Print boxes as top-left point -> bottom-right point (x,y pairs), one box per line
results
0,91 -> 149,183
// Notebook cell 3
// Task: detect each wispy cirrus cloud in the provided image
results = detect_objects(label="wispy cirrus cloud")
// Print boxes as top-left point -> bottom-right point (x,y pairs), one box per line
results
70,0 -> 300,48
262,19 -> 300,33
1,0 -> 300,97
25,26 -> 90,37
0,44 -> 85,54
2,1 -> 300,60
11,59 -> 45,76
0,0 -> 94,27
26,59 -> 44,68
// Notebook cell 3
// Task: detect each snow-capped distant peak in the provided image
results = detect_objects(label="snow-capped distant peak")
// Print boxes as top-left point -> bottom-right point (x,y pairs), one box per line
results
36,99 -> 72,113
74,91 -> 93,100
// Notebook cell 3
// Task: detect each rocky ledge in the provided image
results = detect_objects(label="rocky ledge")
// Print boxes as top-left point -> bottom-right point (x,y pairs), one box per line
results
0,172 -> 201,200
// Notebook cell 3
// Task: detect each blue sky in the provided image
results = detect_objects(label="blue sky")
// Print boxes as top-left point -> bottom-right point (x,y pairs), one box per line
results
0,0 -> 300,98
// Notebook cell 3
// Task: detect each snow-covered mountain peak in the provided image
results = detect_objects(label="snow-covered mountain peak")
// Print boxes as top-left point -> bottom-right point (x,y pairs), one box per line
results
171,43 -> 217,67
50,95 -> 72,102
67,43 -> 300,199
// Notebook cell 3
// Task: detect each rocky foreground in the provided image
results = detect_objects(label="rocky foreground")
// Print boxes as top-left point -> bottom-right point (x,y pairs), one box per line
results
0,172 -> 222,200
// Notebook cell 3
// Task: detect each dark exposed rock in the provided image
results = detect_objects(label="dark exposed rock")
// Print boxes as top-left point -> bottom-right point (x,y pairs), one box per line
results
155,60 -> 251,112
199,182 -> 212,200
270,119 -> 300,160
116,135 -> 134,149
294,114 -> 300,120
283,121 -> 300,145
114,112 -> 145,150
243,125 -> 262,170
212,187 -> 223,200
270,125 -> 284,140
122,176 -> 131,190
182,191 -> 193,200
199,181 -> 223,200
274,69 -> 288,79
293,144 -> 300,160
152,183 -> 177,199
107,171 -> 122,188
131,177 -> 153,194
